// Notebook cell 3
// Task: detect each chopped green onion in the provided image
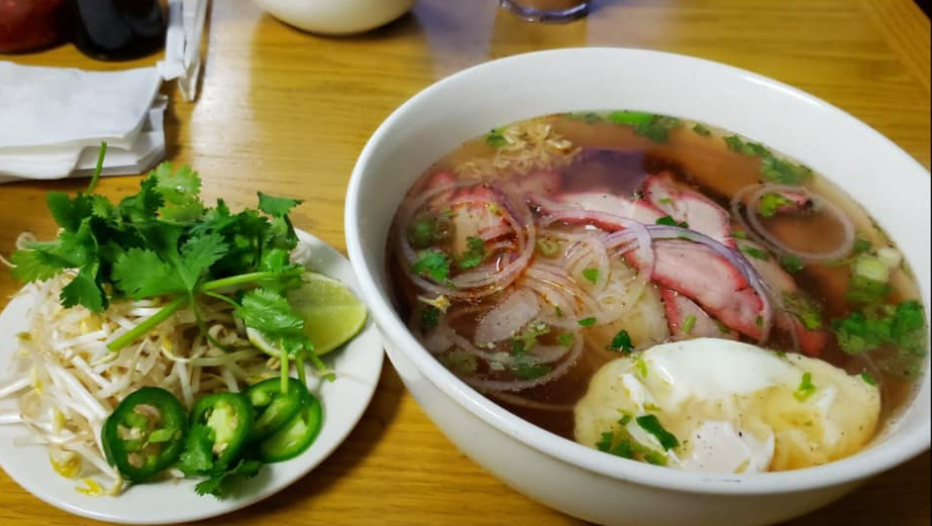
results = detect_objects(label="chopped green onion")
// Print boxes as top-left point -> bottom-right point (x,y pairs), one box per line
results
537,237 -> 561,258
794,372 -> 817,401
682,315 -> 697,335
582,268 -> 599,284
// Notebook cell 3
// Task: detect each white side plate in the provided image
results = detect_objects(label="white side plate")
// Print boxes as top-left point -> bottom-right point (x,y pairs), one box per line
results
0,230 -> 384,524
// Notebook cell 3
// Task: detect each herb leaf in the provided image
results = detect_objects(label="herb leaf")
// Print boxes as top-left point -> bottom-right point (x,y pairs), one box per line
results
194,459 -> 263,499
412,251 -> 451,284
179,424 -> 215,476
608,330 -> 634,354
725,135 -> 812,185
582,268 -> 599,284
112,248 -> 186,300
237,288 -> 312,356
833,301 -> 927,357
656,216 -> 689,229
779,254 -> 805,274
459,237 -> 485,270
692,123 -> 712,136
741,245 -> 771,261
758,192 -> 794,218
420,306 -> 441,332
258,193 -> 304,217
635,415 -> 680,451
782,292 -> 823,331
152,164 -> 204,222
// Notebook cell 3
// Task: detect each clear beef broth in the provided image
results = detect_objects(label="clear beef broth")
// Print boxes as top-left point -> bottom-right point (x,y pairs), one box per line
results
388,113 -> 926,444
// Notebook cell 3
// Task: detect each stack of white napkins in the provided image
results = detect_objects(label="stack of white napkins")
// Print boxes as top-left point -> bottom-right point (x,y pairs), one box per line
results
0,0 -> 207,184
0,63 -> 166,183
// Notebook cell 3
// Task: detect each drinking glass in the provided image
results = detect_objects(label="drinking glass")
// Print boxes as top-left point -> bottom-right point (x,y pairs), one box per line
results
499,0 -> 590,23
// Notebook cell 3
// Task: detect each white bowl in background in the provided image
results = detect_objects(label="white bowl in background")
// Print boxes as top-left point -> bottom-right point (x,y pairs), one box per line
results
253,0 -> 416,36
345,48 -> 931,526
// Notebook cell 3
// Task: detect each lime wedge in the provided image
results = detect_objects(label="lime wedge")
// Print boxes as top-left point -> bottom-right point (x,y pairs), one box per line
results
247,273 -> 367,357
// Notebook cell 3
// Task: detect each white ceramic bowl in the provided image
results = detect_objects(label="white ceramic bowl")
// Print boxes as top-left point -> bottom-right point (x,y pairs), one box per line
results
345,48 -> 931,526
253,0 -> 416,36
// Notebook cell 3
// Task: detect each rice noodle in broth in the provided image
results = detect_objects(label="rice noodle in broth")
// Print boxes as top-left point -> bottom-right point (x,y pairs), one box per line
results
388,113 -> 929,471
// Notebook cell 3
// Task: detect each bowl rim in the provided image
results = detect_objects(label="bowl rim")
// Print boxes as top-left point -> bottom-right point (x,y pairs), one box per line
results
346,47 -> 931,495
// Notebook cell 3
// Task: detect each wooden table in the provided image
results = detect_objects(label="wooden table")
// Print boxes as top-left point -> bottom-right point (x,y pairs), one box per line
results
1,1 -> 929,524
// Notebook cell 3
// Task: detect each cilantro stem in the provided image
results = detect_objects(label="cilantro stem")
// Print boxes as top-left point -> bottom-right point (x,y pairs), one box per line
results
107,297 -> 188,352
201,270 -> 303,292
280,349 -> 290,394
308,350 -> 336,382
87,142 -> 107,194
295,351 -> 307,386
191,297 -> 234,352
202,291 -> 239,309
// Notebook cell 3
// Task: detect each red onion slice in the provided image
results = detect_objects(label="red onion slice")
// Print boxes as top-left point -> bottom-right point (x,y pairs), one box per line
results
462,336 -> 584,393
732,184 -> 856,263
474,288 -> 541,345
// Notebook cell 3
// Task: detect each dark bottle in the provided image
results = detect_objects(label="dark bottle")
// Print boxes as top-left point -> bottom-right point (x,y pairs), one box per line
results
69,0 -> 166,61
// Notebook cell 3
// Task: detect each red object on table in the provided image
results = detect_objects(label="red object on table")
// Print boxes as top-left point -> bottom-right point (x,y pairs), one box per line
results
0,0 -> 68,54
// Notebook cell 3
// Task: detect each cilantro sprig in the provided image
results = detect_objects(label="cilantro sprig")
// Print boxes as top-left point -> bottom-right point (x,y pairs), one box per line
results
9,149 -> 314,364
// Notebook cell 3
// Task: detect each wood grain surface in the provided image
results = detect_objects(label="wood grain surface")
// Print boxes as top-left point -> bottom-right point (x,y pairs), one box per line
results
0,1 -> 929,525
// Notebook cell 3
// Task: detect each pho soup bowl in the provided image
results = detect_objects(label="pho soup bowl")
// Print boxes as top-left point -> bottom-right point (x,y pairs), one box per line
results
345,48 -> 931,526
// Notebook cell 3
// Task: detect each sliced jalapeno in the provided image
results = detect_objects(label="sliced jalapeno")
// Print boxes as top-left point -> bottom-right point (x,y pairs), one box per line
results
246,377 -> 307,442
102,387 -> 187,483
258,390 -> 323,463
181,392 -> 253,475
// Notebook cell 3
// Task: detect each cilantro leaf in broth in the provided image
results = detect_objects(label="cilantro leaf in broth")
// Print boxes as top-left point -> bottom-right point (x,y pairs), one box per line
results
656,216 -> 689,229
741,245 -> 771,261
459,237 -> 485,270
420,306 -> 441,332
412,251 -> 451,284
758,192 -> 794,218
692,123 -> 712,136
636,415 -> 680,451
725,135 -> 812,185
609,330 -> 633,354
779,254 -> 805,274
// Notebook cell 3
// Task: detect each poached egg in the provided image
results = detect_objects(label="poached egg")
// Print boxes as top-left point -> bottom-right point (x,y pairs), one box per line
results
574,338 -> 881,473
